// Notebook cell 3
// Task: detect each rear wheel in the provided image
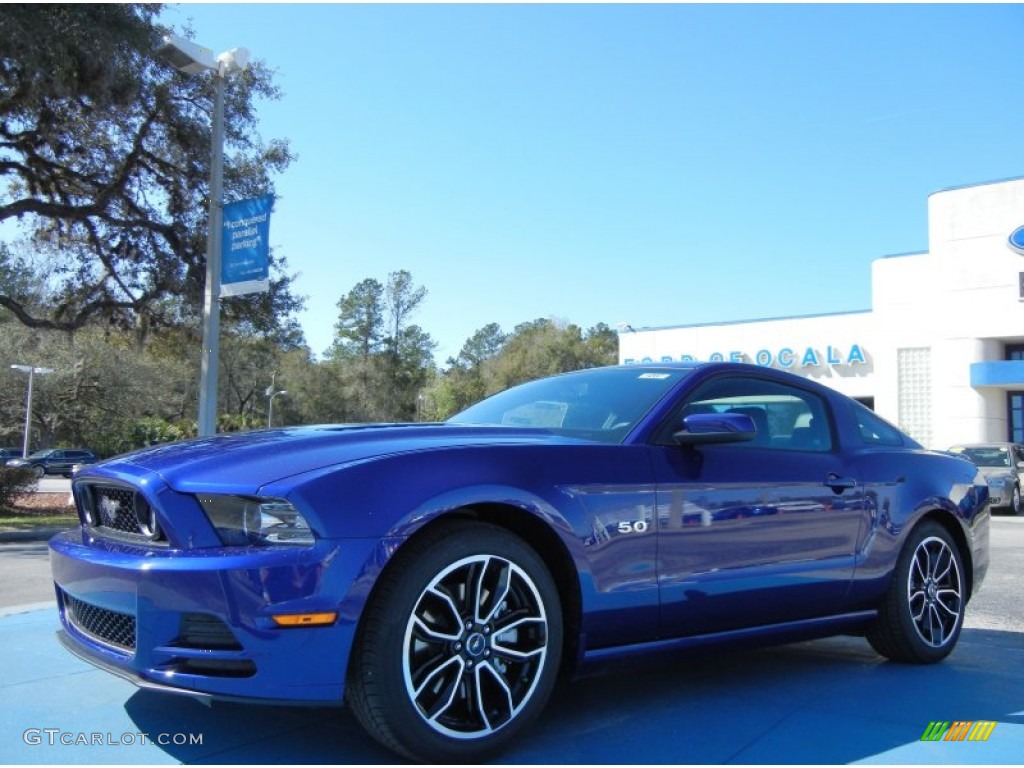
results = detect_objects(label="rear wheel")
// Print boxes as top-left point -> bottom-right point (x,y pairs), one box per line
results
867,520 -> 965,663
346,520 -> 562,763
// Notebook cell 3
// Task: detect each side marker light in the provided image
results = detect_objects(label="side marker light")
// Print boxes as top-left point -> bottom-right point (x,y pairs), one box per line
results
271,612 -> 338,627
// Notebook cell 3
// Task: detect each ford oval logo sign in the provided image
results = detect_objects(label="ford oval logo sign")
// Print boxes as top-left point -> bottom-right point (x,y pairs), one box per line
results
1010,225 -> 1024,256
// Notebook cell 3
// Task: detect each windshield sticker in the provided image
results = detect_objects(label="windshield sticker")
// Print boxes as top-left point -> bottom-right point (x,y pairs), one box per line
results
638,373 -> 671,380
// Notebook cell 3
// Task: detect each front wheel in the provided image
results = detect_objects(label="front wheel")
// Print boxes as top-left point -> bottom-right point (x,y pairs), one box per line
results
867,520 -> 966,663
33,465 -> 44,479
346,520 -> 563,763
1011,484 -> 1021,516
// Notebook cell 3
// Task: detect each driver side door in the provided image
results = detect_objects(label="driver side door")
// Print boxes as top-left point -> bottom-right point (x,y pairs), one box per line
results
651,374 -> 868,638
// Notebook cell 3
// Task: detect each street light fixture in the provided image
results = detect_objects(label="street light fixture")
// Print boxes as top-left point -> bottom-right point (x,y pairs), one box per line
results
267,389 -> 287,428
10,364 -> 54,458
155,34 -> 250,437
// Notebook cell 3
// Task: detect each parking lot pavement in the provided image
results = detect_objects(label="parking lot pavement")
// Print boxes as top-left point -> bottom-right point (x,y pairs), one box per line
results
33,476 -> 72,494
1,601 -> 1021,765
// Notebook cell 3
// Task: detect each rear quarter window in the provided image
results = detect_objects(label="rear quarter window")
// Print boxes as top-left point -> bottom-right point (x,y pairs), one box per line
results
852,404 -> 905,447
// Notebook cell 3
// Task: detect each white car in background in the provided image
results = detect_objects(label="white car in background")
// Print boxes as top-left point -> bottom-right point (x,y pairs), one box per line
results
948,442 -> 1024,515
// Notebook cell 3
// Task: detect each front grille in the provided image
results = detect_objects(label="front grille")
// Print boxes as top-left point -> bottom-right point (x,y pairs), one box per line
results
78,483 -> 165,543
62,590 -> 136,652
92,486 -> 138,533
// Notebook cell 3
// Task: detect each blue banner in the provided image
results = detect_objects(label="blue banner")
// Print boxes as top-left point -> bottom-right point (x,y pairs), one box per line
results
221,194 -> 274,296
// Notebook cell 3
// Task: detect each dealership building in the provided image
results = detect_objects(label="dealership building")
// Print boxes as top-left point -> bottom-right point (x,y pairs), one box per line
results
618,177 -> 1024,450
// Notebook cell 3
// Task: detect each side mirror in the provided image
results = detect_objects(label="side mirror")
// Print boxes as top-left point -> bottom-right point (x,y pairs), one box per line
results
673,412 -> 757,445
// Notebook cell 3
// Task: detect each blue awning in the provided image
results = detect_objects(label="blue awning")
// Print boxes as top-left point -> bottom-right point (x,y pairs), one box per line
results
970,360 -> 1024,388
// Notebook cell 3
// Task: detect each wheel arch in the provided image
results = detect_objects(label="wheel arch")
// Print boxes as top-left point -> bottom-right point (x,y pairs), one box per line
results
914,508 -> 974,601
352,503 -> 583,681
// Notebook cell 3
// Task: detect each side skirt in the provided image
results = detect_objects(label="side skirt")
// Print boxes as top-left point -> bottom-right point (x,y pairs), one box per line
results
577,610 -> 878,674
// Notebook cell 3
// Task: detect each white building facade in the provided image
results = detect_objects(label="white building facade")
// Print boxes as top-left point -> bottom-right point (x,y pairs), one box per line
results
618,177 -> 1024,450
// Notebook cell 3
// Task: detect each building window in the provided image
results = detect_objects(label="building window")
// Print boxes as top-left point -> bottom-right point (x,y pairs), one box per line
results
1008,392 -> 1024,443
1007,344 -> 1024,361
897,348 -> 932,447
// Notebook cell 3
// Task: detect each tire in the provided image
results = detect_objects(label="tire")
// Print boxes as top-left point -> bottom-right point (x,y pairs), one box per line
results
867,520 -> 966,664
1011,484 -> 1021,516
346,520 -> 563,763
33,465 -> 44,479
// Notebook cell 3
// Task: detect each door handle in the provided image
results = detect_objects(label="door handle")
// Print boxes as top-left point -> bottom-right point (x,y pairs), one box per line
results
825,473 -> 857,492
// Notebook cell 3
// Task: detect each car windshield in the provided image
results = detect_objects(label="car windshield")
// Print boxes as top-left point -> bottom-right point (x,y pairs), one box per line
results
448,366 -> 692,443
951,446 -> 1012,468
27,449 -> 56,458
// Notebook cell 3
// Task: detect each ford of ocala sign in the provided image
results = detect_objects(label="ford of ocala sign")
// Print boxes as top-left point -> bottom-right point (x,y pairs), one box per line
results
624,344 -> 868,369
1009,225 -> 1024,256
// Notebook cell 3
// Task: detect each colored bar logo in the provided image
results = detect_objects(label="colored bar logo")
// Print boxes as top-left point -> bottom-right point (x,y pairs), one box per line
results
920,721 -> 997,742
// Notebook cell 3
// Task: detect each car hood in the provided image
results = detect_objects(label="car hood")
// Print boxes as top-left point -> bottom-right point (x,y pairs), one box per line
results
90,423 -> 585,493
976,466 -> 1015,481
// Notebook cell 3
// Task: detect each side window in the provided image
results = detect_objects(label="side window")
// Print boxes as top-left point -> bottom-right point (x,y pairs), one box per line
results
664,376 -> 833,452
852,404 -> 905,447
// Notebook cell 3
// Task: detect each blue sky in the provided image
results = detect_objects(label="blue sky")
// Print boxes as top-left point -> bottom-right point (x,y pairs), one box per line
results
167,2 -> 1024,364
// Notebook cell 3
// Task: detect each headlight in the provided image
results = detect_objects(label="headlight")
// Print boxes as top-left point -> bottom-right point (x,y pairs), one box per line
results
197,495 -> 314,547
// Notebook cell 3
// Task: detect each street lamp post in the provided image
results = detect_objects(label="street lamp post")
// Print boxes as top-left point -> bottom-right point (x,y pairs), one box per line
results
10,364 -> 54,458
155,35 -> 250,437
267,389 -> 287,428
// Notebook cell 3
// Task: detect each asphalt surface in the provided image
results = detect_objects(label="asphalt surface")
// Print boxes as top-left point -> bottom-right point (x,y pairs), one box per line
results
0,517 -> 1021,764
32,477 -> 73,494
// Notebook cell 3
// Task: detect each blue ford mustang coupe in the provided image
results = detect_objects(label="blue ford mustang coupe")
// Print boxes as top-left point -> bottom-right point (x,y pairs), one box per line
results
50,363 -> 989,761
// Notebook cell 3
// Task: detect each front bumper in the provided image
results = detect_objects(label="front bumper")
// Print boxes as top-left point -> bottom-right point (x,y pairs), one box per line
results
984,479 -> 1014,508
49,529 -> 380,704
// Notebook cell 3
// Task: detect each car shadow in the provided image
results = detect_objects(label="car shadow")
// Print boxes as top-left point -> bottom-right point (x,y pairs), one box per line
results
122,692 -> 397,764
123,628 -> 1024,764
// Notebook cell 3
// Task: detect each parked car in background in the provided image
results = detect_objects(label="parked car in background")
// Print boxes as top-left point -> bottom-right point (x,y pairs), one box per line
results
0,447 -> 23,461
948,442 -> 1024,515
51,363 -> 990,762
5,448 -> 98,479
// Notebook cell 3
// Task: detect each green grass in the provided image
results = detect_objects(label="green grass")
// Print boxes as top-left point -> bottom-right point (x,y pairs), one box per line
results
0,513 -> 78,529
